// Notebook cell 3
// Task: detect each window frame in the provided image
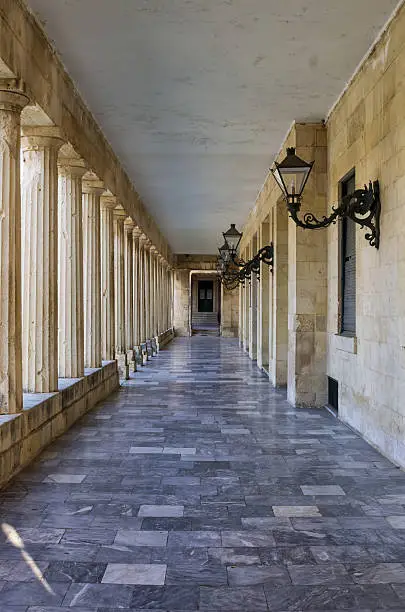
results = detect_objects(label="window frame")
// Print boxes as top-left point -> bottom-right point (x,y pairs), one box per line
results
338,168 -> 356,337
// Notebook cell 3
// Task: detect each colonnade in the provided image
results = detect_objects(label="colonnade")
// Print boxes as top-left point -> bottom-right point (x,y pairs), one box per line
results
0,81 -> 173,415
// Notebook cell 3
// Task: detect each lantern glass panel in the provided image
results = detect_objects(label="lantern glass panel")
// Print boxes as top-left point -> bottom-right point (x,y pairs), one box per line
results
223,224 -> 242,253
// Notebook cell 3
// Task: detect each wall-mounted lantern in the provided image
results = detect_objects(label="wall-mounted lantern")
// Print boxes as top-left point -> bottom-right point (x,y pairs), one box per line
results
218,224 -> 273,290
271,147 -> 381,248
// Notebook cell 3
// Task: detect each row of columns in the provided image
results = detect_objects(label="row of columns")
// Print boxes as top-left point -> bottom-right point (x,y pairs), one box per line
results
0,82 -> 173,414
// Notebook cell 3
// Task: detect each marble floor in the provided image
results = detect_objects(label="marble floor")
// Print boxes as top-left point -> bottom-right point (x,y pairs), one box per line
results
1,337 -> 405,611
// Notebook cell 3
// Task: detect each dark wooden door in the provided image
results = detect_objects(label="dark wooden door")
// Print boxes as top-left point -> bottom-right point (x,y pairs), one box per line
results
198,280 -> 214,312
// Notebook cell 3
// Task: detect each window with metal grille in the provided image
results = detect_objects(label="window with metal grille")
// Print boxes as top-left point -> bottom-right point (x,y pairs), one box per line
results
340,171 -> 356,336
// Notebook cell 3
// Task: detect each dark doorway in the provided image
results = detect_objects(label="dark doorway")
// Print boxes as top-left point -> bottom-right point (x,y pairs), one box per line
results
198,280 -> 214,312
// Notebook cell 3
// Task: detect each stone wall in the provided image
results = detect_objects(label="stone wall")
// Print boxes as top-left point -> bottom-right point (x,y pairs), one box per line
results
326,1 -> 405,465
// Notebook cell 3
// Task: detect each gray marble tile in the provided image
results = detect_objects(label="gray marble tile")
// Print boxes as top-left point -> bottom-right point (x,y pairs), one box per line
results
208,547 -> 261,566
0,581 -> 69,606
273,505 -> 320,517
200,586 -> 268,611
129,446 -> 163,454
348,562 -> 405,583
102,562 -> 166,585
44,561 -> 106,583
221,530 -> 276,547
114,530 -> 168,547
168,530 -> 221,547
301,484 -> 346,496
227,565 -> 290,586
138,504 -> 184,517
63,583 -> 133,607
288,563 -> 351,585
131,585 -> 199,609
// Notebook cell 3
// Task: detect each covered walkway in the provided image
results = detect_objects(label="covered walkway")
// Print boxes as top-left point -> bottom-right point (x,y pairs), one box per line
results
1,337 -> 405,610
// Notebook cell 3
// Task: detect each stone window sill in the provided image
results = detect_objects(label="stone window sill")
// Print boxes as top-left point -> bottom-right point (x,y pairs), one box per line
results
334,334 -> 357,354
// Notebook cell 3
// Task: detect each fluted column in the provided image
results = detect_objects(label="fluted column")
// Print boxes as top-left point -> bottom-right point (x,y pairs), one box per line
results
150,246 -> 157,347
144,239 -> 152,359
132,226 -> 142,365
100,195 -> 116,361
82,178 -> 104,368
163,262 -> 168,332
124,217 -> 135,372
113,206 -> 129,378
0,82 -> 29,413
21,127 -> 64,393
139,234 -> 147,363
158,256 -> 164,335
58,152 -> 87,378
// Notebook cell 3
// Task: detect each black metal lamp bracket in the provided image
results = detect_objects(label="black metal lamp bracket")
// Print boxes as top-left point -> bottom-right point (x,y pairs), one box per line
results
287,180 -> 381,249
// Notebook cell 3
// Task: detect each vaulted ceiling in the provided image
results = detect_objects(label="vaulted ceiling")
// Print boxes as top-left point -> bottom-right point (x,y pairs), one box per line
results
27,0 -> 399,253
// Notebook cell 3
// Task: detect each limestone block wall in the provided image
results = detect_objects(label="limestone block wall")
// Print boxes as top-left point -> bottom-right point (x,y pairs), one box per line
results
326,2 -> 405,465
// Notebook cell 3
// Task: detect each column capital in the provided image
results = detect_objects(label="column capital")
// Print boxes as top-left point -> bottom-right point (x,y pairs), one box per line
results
100,194 -> 118,210
58,156 -> 87,178
0,79 -> 29,112
143,237 -> 152,250
21,126 -> 65,151
82,175 -> 105,195
113,205 -> 127,221
124,217 -> 135,235
150,245 -> 157,254
132,226 -> 143,241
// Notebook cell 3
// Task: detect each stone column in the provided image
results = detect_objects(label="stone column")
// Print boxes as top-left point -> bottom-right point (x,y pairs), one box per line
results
139,234 -> 148,363
0,82 -> 29,413
124,217 -> 135,372
272,200 -> 288,387
158,256 -> 164,336
113,206 -> 129,379
242,246 -> 249,351
58,152 -> 87,378
149,246 -> 156,345
20,127 -> 64,393
100,195 -> 116,361
239,284 -> 244,346
257,219 -> 270,371
82,177 -> 104,369
287,124 -> 327,407
132,226 -> 142,366
144,239 -> 152,358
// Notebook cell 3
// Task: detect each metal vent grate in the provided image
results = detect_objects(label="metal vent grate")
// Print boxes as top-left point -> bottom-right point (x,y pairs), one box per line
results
328,377 -> 339,413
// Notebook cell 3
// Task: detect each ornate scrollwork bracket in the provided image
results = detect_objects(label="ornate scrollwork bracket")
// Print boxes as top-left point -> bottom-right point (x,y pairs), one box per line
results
287,180 -> 381,249
218,243 -> 274,289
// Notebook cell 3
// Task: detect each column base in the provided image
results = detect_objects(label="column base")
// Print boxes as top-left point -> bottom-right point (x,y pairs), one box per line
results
140,343 -> 148,365
116,353 -> 129,380
134,346 -> 143,367
146,339 -> 153,360
154,336 -> 160,354
126,349 -> 136,373
151,337 -> 157,356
